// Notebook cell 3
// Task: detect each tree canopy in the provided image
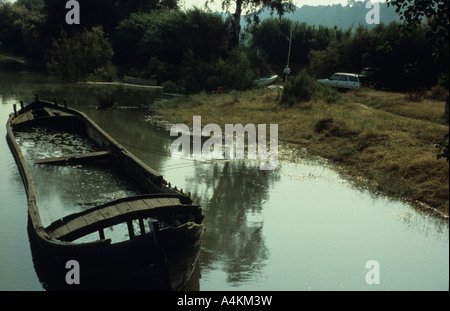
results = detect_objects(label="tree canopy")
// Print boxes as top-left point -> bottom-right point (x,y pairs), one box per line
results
206,0 -> 295,47
385,0 -> 449,85
386,0 -> 449,44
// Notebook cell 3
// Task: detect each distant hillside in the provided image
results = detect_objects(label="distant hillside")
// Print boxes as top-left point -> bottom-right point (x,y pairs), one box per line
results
243,1 -> 401,30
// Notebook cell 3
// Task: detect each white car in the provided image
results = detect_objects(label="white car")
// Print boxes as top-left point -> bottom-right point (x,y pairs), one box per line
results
317,73 -> 366,90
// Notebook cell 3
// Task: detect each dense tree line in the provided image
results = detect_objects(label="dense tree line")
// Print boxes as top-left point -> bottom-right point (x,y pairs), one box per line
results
0,0 -> 448,92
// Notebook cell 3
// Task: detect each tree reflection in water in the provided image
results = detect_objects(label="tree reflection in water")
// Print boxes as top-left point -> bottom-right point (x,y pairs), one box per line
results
186,160 -> 281,285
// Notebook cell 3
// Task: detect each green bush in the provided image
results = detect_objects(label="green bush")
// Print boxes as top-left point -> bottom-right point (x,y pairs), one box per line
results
163,80 -> 185,94
90,63 -> 117,82
113,9 -> 258,94
314,83 -> 341,104
96,92 -> 115,110
179,48 -> 257,94
427,84 -> 448,101
47,26 -> 117,82
113,9 -> 229,76
435,133 -> 449,162
281,70 -> 341,106
281,69 -> 318,106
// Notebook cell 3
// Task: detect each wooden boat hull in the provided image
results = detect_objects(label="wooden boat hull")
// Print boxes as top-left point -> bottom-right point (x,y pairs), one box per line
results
6,98 -> 205,290
29,218 -> 203,290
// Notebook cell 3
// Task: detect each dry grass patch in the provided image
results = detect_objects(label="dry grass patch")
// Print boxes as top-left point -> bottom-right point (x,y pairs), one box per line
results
347,88 -> 448,125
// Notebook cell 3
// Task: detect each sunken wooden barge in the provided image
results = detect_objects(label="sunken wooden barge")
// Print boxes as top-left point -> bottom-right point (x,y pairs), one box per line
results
6,96 -> 205,290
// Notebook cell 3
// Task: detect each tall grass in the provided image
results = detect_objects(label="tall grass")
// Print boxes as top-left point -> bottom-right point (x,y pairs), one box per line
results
96,93 -> 115,109
347,88 -> 448,125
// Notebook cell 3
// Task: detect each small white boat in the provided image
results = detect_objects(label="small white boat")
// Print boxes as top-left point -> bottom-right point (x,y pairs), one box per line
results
254,74 -> 279,86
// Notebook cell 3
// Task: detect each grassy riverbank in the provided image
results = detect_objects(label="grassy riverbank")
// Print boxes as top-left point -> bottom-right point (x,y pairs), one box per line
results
156,87 -> 449,218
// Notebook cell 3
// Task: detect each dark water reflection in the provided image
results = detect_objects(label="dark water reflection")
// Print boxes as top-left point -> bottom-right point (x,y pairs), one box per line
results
194,161 -> 279,285
0,63 -> 448,291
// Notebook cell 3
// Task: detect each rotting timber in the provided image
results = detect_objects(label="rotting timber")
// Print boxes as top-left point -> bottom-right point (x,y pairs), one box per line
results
6,96 -> 205,290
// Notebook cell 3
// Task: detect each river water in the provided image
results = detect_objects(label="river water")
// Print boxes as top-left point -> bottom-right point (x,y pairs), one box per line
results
0,62 -> 448,291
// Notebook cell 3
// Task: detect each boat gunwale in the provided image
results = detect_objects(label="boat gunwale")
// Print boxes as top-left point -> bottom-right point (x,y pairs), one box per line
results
44,195 -> 202,243
6,110 -> 49,240
45,192 -> 198,232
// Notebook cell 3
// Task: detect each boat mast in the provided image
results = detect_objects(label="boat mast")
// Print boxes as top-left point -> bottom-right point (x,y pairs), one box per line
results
287,24 -> 293,67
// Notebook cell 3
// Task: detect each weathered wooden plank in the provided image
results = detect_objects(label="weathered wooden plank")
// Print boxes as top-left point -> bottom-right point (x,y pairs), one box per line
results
43,107 -> 74,117
34,151 -> 110,165
152,198 -> 166,208
167,198 -> 181,206
156,197 -> 176,207
115,202 -> 133,214
159,198 -> 171,207
52,223 -> 71,238
14,111 -> 32,123
99,205 -> 121,219
142,198 -> 158,209
82,210 -> 105,225
127,199 -> 150,212
24,111 -> 33,121
66,217 -> 88,233
47,196 -> 198,242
